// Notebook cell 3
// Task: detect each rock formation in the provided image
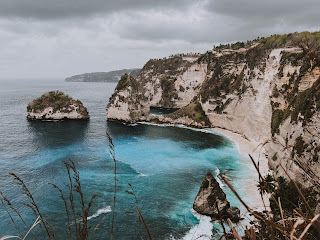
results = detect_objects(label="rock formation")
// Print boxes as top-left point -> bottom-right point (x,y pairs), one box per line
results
193,172 -> 240,222
106,31 -> 320,187
27,91 -> 89,120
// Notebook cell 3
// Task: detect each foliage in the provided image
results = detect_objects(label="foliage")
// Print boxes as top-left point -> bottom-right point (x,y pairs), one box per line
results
290,77 -> 320,125
166,100 -> 210,126
160,75 -> 178,107
213,39 -> 256,51
271,109 -> 291,135
292,136 -> 307,157
220,155 -> 320,240
270,177 -> 317,220
116,73 -> 137,91
193,102 -> 208,123
27,90 -> 88,116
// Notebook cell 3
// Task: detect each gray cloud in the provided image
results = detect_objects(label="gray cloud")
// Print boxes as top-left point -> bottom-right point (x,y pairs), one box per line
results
0,0 -> 193,19
206,0 -> 320,31
0,0 -> 320,78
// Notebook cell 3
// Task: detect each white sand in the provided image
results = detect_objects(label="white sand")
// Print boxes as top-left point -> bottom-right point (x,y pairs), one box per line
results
211,127 -> 271,212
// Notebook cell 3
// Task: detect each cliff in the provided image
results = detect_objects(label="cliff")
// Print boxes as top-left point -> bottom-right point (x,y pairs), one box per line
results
65,68 -> 141,82
106,31 -> 320,186
27,91 -> 89,120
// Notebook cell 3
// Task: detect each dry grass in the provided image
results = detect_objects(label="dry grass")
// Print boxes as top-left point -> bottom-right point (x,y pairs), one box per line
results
1,160 -> 100,240
218,154 -> 320,240
125,183 -> 152,240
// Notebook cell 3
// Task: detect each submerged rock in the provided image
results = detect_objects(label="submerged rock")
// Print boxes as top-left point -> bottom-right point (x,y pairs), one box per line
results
193,172 -> 240,222
27,91 -> 89,120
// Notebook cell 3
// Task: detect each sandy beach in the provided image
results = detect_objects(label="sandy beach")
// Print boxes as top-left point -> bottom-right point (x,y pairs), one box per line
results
211,127 -> 271,212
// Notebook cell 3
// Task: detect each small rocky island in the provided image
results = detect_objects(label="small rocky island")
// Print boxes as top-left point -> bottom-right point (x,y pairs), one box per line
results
27,91 -> 89,120
193,172 -> 240,222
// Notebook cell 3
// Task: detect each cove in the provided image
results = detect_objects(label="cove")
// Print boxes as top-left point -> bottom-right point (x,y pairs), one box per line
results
0,80 -> 257,239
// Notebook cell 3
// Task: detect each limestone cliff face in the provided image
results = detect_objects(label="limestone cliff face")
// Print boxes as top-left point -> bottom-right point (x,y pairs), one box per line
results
27,91 -> 89,120
107,56 -> 209,126
107,33 -> 320,186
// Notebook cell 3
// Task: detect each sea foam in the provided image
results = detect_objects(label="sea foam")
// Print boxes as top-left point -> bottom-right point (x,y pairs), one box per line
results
87,206 -> 112,220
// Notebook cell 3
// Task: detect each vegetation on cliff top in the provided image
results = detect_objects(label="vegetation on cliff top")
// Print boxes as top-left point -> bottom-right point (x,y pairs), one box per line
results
141,56 -> 193,79
27,91 -> 89,116
115,73 -> 138,91
214,31 -> 320,52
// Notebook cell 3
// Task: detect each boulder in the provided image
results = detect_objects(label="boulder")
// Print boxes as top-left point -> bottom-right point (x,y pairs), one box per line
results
193,172 -> 240,222
226,206 -> 241,222
193,172 -> 230,217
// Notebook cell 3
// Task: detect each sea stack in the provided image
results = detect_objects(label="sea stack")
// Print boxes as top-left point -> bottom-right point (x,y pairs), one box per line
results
193,172 -> 240,222
27,91 -> 89,120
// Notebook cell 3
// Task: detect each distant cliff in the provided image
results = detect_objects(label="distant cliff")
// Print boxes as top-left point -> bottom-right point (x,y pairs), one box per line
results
106,31 -> 320,187
65,68 -> 141,82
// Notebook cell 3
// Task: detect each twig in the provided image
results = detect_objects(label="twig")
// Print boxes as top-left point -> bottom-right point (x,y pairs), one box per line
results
107,132 -> 117,240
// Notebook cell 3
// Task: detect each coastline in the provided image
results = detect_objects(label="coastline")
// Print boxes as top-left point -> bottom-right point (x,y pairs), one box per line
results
136,121 -> 271,211
211,127 -> 270,177
211,127 -> 271,212
112,120 -> 272,238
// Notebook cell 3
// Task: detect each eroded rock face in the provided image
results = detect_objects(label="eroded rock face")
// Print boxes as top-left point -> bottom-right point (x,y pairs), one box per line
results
107,33 -> 320,187
193,172 -> 240,222
27,91 -> 89,120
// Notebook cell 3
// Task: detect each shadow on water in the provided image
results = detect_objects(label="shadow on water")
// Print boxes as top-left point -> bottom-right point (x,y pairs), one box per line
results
27,120 -> 89,150
107,120 -> 231,149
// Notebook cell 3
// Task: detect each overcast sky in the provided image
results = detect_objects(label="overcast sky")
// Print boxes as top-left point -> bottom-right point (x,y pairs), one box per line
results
1,0 -> 319,79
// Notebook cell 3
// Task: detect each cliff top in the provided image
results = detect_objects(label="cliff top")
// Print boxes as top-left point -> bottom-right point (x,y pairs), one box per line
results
214,31 -> 320,52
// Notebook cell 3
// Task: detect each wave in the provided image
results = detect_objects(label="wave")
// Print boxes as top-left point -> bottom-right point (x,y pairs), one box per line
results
214,168 -> 224,188
139,173 -> 149,176
87,206 -> 112,220
137,122 -> 233,141
179,209 -> 213,240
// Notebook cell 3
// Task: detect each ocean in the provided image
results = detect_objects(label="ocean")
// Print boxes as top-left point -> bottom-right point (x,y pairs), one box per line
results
0,78 -> 257,239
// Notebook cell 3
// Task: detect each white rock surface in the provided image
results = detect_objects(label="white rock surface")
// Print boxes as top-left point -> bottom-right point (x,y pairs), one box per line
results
107,47 -> 320,186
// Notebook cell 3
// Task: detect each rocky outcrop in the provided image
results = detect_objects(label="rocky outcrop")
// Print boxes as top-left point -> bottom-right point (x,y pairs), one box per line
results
27,91 -> 89,120
193,172 -> 240,222
106,32 -> 320,187
107,55 -> 208,126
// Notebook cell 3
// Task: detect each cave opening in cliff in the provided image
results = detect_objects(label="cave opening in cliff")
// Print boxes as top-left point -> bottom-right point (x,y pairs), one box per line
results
149,106 -> 179,115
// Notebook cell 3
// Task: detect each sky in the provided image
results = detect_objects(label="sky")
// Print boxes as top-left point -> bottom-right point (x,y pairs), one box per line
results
0,0 -> 320,79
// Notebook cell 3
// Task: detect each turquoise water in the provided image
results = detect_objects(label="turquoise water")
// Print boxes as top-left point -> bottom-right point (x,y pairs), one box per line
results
0,79 -> 255,239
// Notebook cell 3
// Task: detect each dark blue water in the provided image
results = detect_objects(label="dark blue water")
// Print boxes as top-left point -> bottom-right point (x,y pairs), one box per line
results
0,79 -> 255,239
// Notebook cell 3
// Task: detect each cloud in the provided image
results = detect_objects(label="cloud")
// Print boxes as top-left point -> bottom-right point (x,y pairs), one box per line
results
0,0 -> 193,19
0,15 -> 211,78
206,0 -> 320,37
0,0 -> 319,78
